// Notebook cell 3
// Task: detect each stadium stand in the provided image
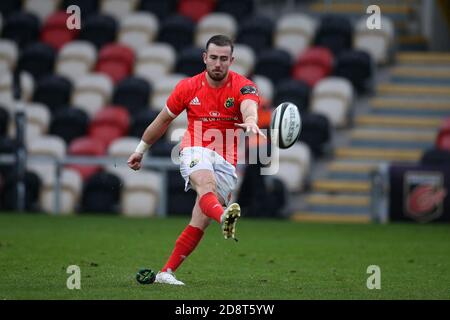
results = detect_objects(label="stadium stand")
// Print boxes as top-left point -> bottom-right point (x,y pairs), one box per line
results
55,40 -> 97,82
215,0 -> 254,22
67,136 -> 107,180
78,14 -> 117,50
112,76 -> 151,114
177,0 -> 216,23
23,102 -> 51,142
254,48 -> 292,83
95,43 -> 135,84
88,105 -> 130,147
32,74 -> 73,113
138,0 -> 177,21
236,14 -> 274,53
194,12 -> 237,48
100,0 -> 139,20
314,14 -> 353,56
157,14 -> 195,52
229,44 -> 255,77
17,42 -> 56,81
292,46 -> 333,87
63,0 -> 99,17
2,12 -> 40,49
49,107 -> 89,144
273,79 -> 310,115
0,39 -> 18,72
175,46 -> 204,77
40,11 -> 79,51
80,171 -> 122,213
134,42 -> 177,84
118,11 -> 159,52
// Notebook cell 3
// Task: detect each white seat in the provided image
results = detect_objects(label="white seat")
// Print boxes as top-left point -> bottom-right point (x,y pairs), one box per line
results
0,71 -> 34,112
275,142 -> 311,192
24,0 -> 61,21
354,16 -> 394,65
24,102 -> 51,143
134,43 -> 177,84
120,170 -> 162,217
274,13 -> 317,60
311,77 -> 354,128
71,73 -> 113,118
0,40 -> 18,72
229,44 -> 255,77
252,74 -> 274,105
195,13 -> 237,48
100,0 -> 139,20
56,41 -> 97,82
119,12 -> 159,52
150,74 -> 186,111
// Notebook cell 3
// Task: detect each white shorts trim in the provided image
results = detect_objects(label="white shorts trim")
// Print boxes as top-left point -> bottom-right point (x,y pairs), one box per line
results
179,146 -> 237,206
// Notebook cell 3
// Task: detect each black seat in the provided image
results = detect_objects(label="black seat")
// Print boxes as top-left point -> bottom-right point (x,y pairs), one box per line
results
139,0 -> 177,20
79,14 -> 118,50
158,15 -> 195,52
175,46 -> 204,77
112,76 -> 151,114
129,109 -> 160,138
216,0 -> 254,22
167,169 -> 196,216
150,139 -> 177,157
0,136 -> 16,179
81,171 -> 122,213
273,79 -> 310,115
254,48 -> 292,84
49,107 -> 89,145
63,0 -> 99,17
297,113 -> 331,157
17,43 -> 56,81
420,148 -> 450,166
0,0 -> 22,16
0,170 -> 42,211
314,15 -> 353,56
33,75 -> 73,113
0,106 -> 9,137
236,14 -> 274,53
334,49 -> 374,93
1,12 -> 40,49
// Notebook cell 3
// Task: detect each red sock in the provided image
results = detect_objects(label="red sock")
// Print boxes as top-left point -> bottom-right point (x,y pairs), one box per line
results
199,192 -> 224,223
162,225 -> 204,272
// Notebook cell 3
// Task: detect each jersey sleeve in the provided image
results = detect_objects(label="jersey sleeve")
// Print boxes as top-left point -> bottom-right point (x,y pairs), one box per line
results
166,80 -> 188,117
237,80 -> 260,106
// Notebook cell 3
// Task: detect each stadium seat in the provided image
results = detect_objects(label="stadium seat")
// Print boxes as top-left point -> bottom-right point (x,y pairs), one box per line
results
118,12 -> 159,52
314,15 -> 353,56
95,43 -> 135,84
63,0 -> 99,17
0,39 -> 18,72
437,135 -> 450,151
0,105 -> 9,136
435,117 -> 450,148
273,79 -> 310,115
150,74 -> 186,111
292,46 -> 333,87
0,71 -> 35,110
151,139 -> 178,157
134,42 -> 177,84
71,73 -> 113,118
195,12 -> 237,48
32,74 -> 73,114
229,44 -> 255,77
107,136 -> 141,176
236,14 -> 274,53
0,0 -> 22,16
354,16 -> 394,65
49,107 -> 89,144
17,43 -> 56,81
334,49 -> 374,93
100,0 -> 139,20
112,76 -> 151,113
158,14 -> 195,52
80,171 -> 122,213
79,14 -> 118,50
0,136 -> 16,179
88,105 -> 130,147
420,148 -> 450,166
1,12 -> 40,49
311,77 -> 354,128
276,142 -> 311,192
129,109 -> 159,139
39,168 -> 82,214
121,170 -> 162,217
167,168 -> 196,215
40,11 -> 80,51
55,41 -> 97,82
252,74 -> 274,106
298,113 -> 332,157
175,46 -> 204,77
215,0 -> 254,22
178,0 -> 216,23
274,13 -> 318,60
24,102 -> 51,142
139,0 -> 177,21
67,136 -> 107,180
0,170 -> 42,211
23,0 -> 60,21
254,48 -> 292,84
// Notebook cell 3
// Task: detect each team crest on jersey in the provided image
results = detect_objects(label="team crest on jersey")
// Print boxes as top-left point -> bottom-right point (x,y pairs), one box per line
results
189,159 -> 199,168
224,97 -> 234,108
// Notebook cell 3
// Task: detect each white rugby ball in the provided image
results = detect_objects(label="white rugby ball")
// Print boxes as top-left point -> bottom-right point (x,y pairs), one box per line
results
270,102 -> 302,149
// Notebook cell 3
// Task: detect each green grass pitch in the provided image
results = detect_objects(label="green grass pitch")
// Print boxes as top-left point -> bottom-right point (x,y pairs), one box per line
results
0,213 -> 449,300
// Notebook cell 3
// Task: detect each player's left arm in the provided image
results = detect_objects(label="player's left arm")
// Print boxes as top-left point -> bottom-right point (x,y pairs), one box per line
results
235,99 -> 266,138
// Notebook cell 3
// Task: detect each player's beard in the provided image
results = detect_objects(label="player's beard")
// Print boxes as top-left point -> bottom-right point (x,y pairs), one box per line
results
207,68 -> 227,81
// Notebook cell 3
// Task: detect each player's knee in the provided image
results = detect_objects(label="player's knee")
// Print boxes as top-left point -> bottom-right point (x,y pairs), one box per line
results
196,178 -> 217,196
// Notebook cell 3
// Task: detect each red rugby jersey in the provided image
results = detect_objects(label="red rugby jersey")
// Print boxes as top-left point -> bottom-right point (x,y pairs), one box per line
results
166,71 -> 260,166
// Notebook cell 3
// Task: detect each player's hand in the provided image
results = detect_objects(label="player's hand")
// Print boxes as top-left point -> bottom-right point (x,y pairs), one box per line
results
127,152 -> 143,171
235,122 -> 267,139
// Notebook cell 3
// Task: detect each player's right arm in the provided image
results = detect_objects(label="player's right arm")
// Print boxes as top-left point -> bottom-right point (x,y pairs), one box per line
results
127,108 -> 175,171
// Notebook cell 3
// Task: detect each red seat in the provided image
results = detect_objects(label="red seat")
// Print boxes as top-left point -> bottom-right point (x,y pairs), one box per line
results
178,0 -> 216,22
95,44 -> 135,83
292,46 -> 333,87
436,117 -> 450,147
437,135 -> 450,151
89,106 -> 130,147
40,11 -> 79,50
68,136 -> 107,180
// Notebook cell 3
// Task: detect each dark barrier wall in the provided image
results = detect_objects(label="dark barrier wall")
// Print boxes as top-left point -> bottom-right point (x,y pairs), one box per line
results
389,164 -> 450,223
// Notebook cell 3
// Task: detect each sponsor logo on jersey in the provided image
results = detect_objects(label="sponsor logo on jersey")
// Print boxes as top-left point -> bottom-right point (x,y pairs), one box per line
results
240,85 -> 258,95
189,159 -> 199,168
224,97 -> 234,108
190,96 -> 201,105
210,111 -> 221,117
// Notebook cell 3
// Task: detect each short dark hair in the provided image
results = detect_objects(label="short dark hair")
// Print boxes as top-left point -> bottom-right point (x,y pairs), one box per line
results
205,35 -> 234,54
